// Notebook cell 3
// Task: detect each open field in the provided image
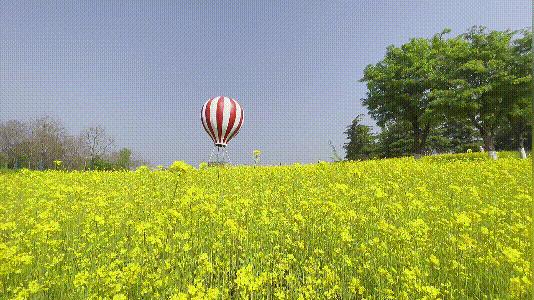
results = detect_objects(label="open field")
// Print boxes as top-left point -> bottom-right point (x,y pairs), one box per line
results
0,153 -> 532,299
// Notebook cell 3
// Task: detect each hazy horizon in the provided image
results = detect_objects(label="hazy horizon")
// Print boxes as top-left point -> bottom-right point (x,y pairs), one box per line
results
0,0 -> 530,166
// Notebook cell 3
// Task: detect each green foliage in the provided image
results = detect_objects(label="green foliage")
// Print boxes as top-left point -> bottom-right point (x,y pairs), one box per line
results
359,26 -> 532,158
343,115 -> 377,160
91,157 -> 115,171
504,29 -> 533,149
496,121 -> 533,151
431,27 -> 519,152
344,118 -> 482,160
374,121 -> 414,158
412,119 -> 485,155
115,148 -> 132,170
361,36 -> 453,155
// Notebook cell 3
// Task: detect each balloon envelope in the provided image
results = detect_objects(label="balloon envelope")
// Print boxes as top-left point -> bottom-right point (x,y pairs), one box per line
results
201,96 -> 244,147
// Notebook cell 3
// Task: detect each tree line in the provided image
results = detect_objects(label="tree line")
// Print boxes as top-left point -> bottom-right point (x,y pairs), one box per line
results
345,26 -> 532,160
0,116 -> 145,170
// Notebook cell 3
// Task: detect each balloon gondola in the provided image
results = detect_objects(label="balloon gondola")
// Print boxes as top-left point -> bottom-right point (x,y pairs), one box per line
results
201,96 -> 243,165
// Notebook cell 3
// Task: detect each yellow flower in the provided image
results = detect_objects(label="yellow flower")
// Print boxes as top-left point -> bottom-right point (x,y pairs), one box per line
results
168,161 -> 194,174
113,294 -> 127,300
27,281 -> 41,294
170,293 -> 188,300
340,228 -> 353,243
429,255 -> 440,268
502,247 -> 521,263
456,212 -> 471,227
224,218 -> 239,235
73,271 -> 89,288
349,277 -> 366,295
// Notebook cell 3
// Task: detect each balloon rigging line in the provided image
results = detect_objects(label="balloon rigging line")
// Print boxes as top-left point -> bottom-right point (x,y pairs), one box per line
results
208,147 -> 217,164
207,146 -> 232,165
223,147 -> 232,165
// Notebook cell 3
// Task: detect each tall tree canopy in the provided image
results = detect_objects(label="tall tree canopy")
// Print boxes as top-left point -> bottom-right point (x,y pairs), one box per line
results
432,27 -> 518,154
505,29 -> 533,152
361,37 -> 441,157
343,115 -> 376,160
358,26 -> 531,160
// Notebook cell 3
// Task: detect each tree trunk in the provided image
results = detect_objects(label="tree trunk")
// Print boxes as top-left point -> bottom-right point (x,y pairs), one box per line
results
519,136 -> 527,159
519,147 -> 527,159
412,123 -> 423,159
420,122 -> 431,156
480,127 -> 497,160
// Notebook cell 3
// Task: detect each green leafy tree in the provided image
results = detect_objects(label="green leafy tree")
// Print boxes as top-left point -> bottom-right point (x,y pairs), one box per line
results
361,36 -> 446,157
91,157 -> 114,171
495,122 -> 532,152
344,115 -> 377,160
374,121 -> 413,158
432,27 -> 517,157
115,148 -> 132,170
437,118 -> 482,153
366,118 -> 480,158
504,29 -> 532,155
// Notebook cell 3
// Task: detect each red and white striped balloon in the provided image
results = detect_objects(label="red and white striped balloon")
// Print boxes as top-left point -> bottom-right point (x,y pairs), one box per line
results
201,96 -> 244,147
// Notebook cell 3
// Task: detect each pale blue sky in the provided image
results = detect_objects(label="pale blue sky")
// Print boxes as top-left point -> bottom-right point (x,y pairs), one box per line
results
0,0 -> 531,165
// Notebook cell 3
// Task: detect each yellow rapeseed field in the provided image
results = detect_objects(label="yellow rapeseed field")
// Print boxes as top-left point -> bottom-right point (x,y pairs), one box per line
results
0,154 -> 532,299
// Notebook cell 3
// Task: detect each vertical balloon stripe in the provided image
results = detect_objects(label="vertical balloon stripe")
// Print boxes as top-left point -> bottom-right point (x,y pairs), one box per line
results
206,99 -> 217,142
223,98 -> 237,143
200,104 -> 212,143
205,98 -> 217,142
221,97 -> 232,143
226,102 -> 242,143
221,97 -> 232,141
209,98 -> 219,143
227,106 -> 243,143
201,101 -> 213,142
216,97 -> 225,144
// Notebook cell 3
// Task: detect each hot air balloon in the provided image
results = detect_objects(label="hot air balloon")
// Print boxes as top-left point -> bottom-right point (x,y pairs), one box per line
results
201,96 -> 243,164
201,96 -> 244,147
